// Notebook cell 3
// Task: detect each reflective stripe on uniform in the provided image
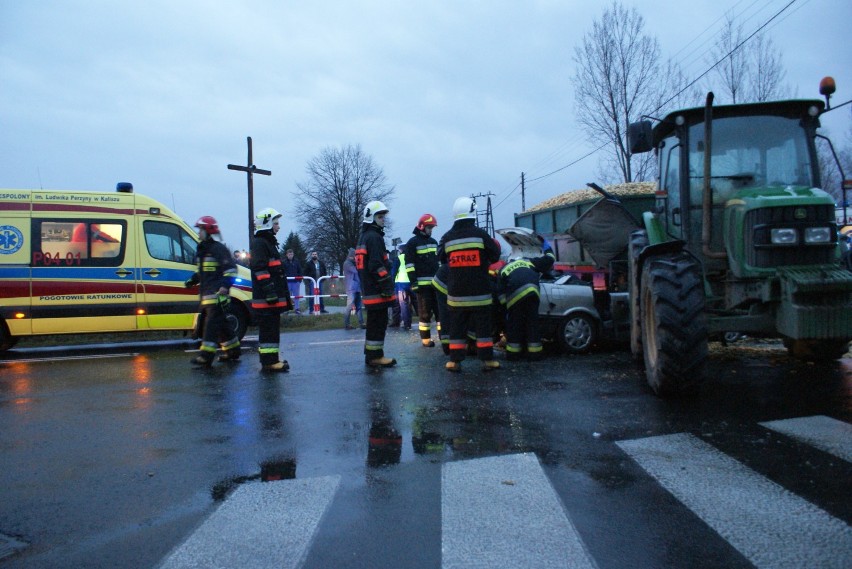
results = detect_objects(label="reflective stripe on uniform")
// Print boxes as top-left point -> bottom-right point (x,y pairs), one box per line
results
259,343 -> 279,355
363,294 -> 390,306
505,284 -> 539,309
201,293 -> 226,306
443,237 -> 485,252
447,294 -> 492,308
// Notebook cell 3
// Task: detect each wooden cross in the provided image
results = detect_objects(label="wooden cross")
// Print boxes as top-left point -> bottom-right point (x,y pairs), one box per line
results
228,136 -> 271,247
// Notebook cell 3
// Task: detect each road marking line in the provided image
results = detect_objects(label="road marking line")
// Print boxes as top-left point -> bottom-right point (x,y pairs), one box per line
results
442,453 -> 596,569
617,433 -> 852,569
305,339 -> 362,346
0,353 -> 139,364
159,475 -> 340,569
760,415 -> 852,462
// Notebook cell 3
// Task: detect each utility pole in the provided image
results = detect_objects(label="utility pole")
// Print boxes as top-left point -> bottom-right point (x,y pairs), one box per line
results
227,137 -> 271,248
470,192 -> 495,237
521,172 -> 526,211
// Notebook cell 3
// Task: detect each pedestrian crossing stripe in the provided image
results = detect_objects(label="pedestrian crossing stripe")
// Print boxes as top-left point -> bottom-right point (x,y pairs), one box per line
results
617,432 -> 852,569
759,415 -> 852,463
442,453 -> 597,569
158,475 -> 341,569
158,416 -> 851,569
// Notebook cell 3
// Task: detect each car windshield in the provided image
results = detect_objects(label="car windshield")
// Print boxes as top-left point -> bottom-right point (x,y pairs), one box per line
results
688,115 -> 814,204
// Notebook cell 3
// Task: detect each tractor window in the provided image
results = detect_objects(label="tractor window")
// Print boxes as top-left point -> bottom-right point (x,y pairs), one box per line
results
688,115 -> 814,206
144,220 -> 197,265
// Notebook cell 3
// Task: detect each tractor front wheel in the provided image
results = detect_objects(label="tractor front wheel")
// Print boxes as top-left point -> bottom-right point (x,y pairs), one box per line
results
640,253 -> 707,396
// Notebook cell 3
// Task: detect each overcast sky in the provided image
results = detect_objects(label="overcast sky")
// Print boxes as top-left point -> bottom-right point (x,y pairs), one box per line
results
2,0 -> 851,252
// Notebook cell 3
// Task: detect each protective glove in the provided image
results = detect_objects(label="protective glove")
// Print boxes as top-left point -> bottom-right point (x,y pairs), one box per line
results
379,277 -> 394,298
184,274 -> 199,288
263,284 -> 278,305
217,294 -> 231,308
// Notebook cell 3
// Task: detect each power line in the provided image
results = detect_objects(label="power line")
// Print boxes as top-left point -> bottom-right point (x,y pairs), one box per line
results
493,0 -> 801,213
655,0 -> 798,113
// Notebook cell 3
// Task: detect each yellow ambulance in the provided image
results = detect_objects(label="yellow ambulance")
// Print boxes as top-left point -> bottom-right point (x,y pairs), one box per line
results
0,183 -> 253,351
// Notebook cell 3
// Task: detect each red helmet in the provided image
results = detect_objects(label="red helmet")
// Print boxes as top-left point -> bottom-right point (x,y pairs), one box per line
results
416,213 -> 438,231
194,215 -> 220,235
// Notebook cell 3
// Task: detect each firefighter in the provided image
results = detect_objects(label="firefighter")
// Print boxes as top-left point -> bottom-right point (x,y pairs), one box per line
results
356,200 -> 397,367
438,197 -> 501,372
405,213 -> 440,347
498,240 -> 555,361
250,207 -> 293,372
185,215 -> 241,367
432,262 -> 451,355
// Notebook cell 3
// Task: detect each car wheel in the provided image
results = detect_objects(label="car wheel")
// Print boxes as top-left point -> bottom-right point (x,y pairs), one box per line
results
558,313 -> 597,354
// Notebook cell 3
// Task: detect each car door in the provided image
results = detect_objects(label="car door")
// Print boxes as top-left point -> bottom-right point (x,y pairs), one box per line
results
31,218 -> 137,333
137,218 -> 200,331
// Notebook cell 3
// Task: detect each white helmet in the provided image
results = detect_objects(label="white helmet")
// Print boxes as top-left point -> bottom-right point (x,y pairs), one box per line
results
452,196 -> 476,220
254,207 -> 282,233
363,200 -> 389,224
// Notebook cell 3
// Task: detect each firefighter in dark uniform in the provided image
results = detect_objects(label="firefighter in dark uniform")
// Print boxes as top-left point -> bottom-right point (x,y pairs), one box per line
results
250,207 -> 293,372
405,213 -> 440,347
356,200 -> 397,368
498,240 -> 555,361
432,262 -> 451,355
438,197 -> 501,372
185,215 -> 241,367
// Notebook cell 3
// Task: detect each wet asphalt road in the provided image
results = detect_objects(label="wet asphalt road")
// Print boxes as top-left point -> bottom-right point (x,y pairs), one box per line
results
0,328 -> 850,568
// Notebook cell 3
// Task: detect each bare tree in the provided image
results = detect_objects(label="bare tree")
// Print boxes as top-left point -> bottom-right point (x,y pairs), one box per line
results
749,33 -> 787,102
573,1 -> 677,183
707,14 -> 789,104
293,144 -> 394,272
817,118 -> 852,206
709,15 -> 750,104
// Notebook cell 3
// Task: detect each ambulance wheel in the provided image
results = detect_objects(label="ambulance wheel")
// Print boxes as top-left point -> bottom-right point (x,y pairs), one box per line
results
0,321 -> 17,352
227,302 -> 249,340
557,313 -> 596,354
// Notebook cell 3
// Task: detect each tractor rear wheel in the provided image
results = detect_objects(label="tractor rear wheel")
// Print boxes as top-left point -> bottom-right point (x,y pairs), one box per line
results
640,252 -> 707,396
628,230 -> 649,362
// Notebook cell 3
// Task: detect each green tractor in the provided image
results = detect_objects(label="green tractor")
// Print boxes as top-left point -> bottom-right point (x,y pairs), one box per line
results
622,84 -> 852,395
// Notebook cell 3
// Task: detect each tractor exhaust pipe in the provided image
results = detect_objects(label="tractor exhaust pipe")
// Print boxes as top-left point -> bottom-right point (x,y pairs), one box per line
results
702,92 -> 727,260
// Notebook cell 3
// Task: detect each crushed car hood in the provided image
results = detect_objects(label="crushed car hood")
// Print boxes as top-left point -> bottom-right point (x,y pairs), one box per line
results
496,227 -> 544,259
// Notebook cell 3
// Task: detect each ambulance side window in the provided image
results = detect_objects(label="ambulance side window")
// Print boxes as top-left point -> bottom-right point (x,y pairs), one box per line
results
144,221 -> 196,265
34,220 -> 126,267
